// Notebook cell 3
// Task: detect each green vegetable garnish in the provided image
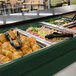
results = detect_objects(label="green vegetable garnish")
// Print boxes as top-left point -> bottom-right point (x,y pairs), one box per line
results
49,19 -> 57,25
32,27 -> 39,32
49,18 -> 69,26
38,31 -> 47,38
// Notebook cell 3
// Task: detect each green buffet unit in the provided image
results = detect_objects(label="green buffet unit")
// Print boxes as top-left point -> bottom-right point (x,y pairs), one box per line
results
0,14 -> 76,76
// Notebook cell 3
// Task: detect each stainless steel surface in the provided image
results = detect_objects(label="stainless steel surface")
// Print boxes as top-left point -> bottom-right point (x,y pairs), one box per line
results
37,5 -> 76,15
54,5 -> 76,15
62,21 -> 76,27
0,5 -> 76,25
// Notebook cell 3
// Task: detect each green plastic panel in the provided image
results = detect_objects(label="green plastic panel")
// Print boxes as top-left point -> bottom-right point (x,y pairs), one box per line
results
19,72 -> 33,76
32,49 -> 76,76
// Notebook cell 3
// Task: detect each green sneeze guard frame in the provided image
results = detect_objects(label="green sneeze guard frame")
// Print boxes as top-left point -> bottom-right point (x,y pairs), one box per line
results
0,15 -> 76,76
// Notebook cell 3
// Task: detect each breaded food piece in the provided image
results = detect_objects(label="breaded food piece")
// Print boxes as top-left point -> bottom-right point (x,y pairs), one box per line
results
2,49 -> 14,59
30,41 -> 37,47
0,42 -> 2,54
13,50 -> 23,59
0,34 -> 7,43
0,47 -> 2,54
13,39 -> 19,46
2,42 -> 11,51
2,41 -> 23,59
8,30 -> 16,39
21,45 -> 32,55
20,35 -> 28,42
13,54 -> 22,59
0,42 -> 2,46
32,44 -> 41,52
9,44 -> 17,52
28,37 -> 41,51
13,49 -> 23,56
20,35 -> 30,47
2,42 -> 18,52
2,42 -> 15,52
21,40 -> 30,47
13,55 -> 22,59
13,30 -> 17,37
15,50 -> 23,56
28,37 -> 36,42
2,42 -> 14,59
0,54 -> 11,63
28,37 -> 37,47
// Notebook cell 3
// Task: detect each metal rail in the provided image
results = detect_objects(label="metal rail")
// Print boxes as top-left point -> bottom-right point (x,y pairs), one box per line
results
14,28 -> 51,47
0,5 -> 76,25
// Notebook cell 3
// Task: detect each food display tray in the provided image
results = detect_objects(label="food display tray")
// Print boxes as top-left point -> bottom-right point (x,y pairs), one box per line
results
40,16 -> 76,27
40,16 -> 76,35
0,15 -> 76,76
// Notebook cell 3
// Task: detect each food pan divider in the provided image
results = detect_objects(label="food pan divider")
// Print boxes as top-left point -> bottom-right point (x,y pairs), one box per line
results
40,22 -> 64,32
61,20 -> 76,27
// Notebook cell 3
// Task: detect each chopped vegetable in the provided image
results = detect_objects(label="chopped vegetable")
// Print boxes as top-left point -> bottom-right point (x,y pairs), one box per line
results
49,19 -> 57,25
49,18 -> 69,26
32,27 -> 39,32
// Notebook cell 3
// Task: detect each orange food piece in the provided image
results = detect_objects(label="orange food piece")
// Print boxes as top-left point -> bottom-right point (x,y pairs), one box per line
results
71,27 -> 76,30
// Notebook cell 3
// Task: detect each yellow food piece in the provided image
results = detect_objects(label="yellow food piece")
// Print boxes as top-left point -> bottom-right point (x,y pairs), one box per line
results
2,42 -> 11,50
8,30 -> 16,39
28,37 -> 37,47
0,42 -> 2,46
0,54 -> 11,63
0,47 -> 2,54
20,35 -> 30,47
13,39 -> 19,46
13,50 -> 23,59
2,49 -> 14,59
0,34 -> 7,43
13,30 -> 17,37
28,37 -> 36,42
21,45 -> 32,55
32,44 -> 41,52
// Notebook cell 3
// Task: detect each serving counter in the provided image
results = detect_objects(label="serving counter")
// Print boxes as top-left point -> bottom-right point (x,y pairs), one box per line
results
0,12 -> 76,76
